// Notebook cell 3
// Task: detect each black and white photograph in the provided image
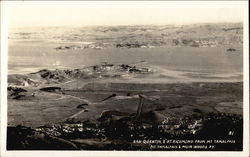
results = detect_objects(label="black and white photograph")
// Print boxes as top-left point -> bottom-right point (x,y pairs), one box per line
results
0,1 -> 249,156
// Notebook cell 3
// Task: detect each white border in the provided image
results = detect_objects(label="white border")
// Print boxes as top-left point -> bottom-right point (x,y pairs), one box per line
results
1,1 -> 8,157
2,1 -> 247,8
1,1 -> 249,157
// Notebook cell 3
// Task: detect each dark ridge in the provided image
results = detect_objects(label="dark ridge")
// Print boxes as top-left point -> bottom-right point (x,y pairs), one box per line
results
227,48 -> 237,52
7,86 -> 27,93
40,87 -> 61,92
76,104 -> 88,109
222,27 -> 243,31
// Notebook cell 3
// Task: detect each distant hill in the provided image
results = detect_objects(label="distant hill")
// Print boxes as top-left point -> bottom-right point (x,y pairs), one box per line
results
9,23 -> 243,48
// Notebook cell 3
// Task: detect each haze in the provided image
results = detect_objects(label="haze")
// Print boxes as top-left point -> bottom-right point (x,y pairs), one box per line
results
7,1 -> 245,28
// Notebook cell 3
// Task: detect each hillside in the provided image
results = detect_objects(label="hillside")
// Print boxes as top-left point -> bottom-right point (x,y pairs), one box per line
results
8,63 -> 154,86
9,23 -> 243,50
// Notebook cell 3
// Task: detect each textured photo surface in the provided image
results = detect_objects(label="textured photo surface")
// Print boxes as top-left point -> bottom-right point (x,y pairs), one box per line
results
6,3 -> 245,151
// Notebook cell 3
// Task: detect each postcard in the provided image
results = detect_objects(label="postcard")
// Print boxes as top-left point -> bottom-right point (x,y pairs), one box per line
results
0,1 -> 249,157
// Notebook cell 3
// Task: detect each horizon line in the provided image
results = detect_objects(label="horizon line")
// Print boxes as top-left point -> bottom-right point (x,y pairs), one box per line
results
9,22 -> 243,29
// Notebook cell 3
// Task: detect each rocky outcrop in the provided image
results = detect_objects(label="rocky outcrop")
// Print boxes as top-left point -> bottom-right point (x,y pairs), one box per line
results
8,86 -> 27,99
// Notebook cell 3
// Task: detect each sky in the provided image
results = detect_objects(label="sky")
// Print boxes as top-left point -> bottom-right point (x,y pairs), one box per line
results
6,1 -> 246,28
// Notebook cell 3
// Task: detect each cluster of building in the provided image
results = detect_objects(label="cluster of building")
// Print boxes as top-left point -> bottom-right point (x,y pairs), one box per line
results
35,125 -> 61,137
91,63 -> 153,75
55,42 -> 156,50
55,43 -> 103,51
195,40 -> 218,47
35,122 -> 106,139
32,111 -> 242,145
172,39 -> 218,47
35,123 -> 92,136
158,117 -> 203,136
116,43 -> 155,49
